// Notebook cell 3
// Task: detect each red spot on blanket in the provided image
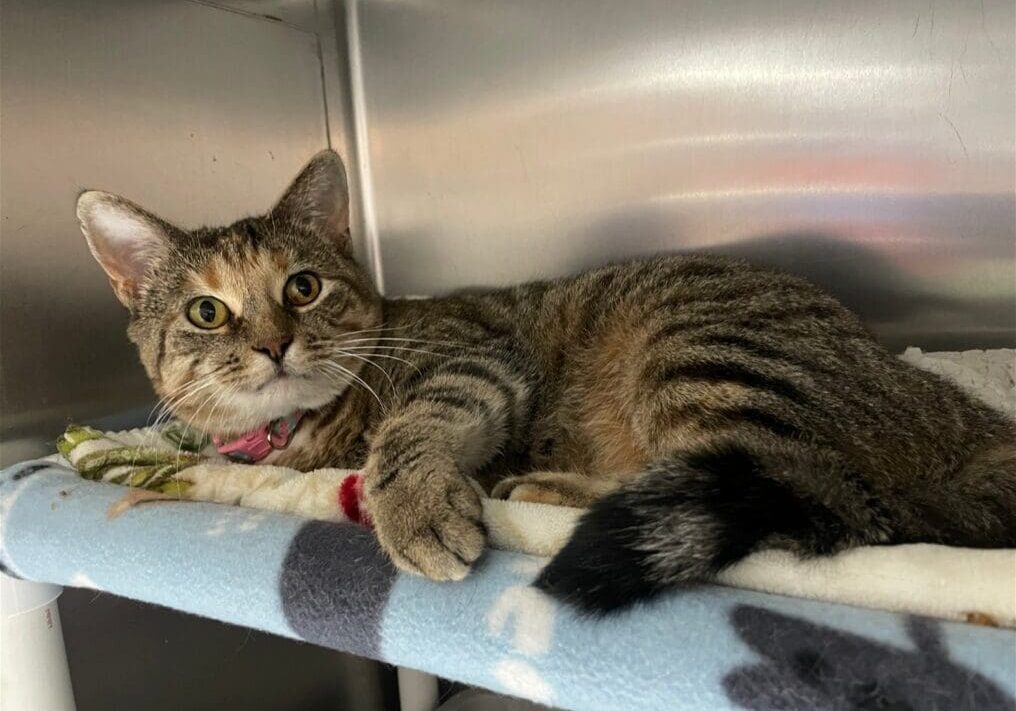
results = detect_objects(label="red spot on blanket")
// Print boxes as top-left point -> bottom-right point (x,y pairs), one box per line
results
339,473 -> 372,528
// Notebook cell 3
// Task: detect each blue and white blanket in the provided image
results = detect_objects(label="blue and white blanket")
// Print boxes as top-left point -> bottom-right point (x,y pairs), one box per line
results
2,459 -> 1014,711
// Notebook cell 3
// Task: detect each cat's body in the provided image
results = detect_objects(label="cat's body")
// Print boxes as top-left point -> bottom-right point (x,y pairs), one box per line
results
77,150 -> 1016,613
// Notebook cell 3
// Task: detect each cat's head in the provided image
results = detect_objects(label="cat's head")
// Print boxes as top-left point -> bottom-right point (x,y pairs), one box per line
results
77,150 -> 381,436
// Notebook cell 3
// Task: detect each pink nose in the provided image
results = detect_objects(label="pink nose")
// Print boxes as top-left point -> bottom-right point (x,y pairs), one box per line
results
253,338 -> 292,364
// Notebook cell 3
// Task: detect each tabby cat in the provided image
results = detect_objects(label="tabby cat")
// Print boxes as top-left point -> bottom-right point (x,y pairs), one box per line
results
76,150 -> 1016,613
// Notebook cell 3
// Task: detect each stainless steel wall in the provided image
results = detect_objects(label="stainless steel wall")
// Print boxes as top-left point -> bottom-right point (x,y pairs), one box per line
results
350,0 -> 1015,352
0,0 -> 352,464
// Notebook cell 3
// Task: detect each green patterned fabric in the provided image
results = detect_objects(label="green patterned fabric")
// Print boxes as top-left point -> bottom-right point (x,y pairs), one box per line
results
160,421 -> 211,453
56,424 -> 206,494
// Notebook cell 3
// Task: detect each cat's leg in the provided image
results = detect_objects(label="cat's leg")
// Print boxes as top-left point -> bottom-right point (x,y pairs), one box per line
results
363,353 -> 533,581
491,471 -> 620,508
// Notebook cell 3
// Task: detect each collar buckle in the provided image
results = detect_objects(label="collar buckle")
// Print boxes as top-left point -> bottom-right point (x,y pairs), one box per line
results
267,419 -> 292,450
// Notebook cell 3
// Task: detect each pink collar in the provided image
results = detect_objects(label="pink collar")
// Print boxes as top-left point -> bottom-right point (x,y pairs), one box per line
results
212,411 -> 305,463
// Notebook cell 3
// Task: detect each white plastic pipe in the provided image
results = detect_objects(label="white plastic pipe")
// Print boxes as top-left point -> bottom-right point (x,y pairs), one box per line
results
0,573 -> 76,710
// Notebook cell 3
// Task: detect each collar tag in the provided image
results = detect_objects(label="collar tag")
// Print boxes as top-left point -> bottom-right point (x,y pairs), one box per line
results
212,411 -> 304,463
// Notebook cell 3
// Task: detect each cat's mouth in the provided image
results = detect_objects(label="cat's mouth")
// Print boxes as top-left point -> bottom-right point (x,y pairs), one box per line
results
253,370 -> 307,393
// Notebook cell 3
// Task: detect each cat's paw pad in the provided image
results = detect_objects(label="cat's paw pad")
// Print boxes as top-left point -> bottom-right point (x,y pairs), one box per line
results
368,470 -> 485,581
492,471 -> 613,508
492,476 -> 566,505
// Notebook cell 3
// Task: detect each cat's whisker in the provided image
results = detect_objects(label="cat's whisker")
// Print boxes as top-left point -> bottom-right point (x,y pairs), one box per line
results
145,384 -> 194,432
158,379 -> 221,436
183,387 -> 226,449
318,370 -> 358,403
182,382 -> 238,465
160,377 -> 218,413
144,398 -> 172,430
176,390 -> 218,465
320,361 -> 389,415
151,369 -> 229,429
337,336 -> 473,349
335,351 -> 397,394
133,374 -> 222,468
331,340 -> 471,363
320,361 -> 383,408
335,345 -> 448,361
333,324 -> 414,339
336,349 -> 421,372
147,374 -> 214,423
198,384 -> 238,450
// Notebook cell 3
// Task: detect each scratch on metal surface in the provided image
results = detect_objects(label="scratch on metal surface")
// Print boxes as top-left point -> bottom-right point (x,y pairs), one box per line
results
937,112 -> 969,160
979,0 -> 1003,57
314,27 -> 333,149
185,0 -> 314,33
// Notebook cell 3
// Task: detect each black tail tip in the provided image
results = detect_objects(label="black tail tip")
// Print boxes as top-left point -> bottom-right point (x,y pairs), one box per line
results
533,555 -> 645,616
532,506 -> 664,616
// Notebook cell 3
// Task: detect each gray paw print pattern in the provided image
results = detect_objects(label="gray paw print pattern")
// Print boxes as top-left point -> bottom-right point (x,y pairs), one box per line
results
724,605 -> 1014,711
279,520 -> 398,658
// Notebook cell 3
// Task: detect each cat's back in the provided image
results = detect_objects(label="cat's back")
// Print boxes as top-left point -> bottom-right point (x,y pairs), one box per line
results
386,254 -> 875,366
506,255 -> 1006,478
490,254 -> 868,354
382,253 -> 1008,477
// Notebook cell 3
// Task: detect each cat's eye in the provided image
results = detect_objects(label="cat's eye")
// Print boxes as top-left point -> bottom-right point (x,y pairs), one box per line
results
284,272 -> 322,307
186,297 -> 230,329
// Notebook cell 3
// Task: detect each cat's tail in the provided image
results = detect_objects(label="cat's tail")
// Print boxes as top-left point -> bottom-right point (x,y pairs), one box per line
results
536,434 -> 1016,614
533,441 -> 876,614
924,439 -> 1016,548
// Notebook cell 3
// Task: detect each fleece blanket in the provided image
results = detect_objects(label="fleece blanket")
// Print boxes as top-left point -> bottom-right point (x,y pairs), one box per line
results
2,461 -> 1015,711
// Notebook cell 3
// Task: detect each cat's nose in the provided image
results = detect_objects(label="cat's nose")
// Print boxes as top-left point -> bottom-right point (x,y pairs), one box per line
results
253,338 -> 292,364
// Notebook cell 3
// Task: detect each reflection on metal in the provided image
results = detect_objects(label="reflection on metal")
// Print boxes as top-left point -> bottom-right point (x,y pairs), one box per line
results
0,0 -> 343,463
344,0 -> 387,293
352,0 -> 1014,350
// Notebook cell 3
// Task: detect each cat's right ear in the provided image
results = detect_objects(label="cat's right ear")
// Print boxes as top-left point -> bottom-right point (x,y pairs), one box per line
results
272,149 -> 351,253
76,191 -> 174,308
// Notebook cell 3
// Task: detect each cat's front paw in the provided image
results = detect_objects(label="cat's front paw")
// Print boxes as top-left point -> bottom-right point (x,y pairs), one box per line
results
365,459 -> 485,581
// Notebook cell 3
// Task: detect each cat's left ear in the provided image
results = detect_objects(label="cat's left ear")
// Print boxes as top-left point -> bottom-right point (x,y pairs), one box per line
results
272,149 -> 350,254
76,191 -> 176,309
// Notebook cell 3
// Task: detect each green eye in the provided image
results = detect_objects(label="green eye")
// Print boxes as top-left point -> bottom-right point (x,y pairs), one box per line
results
284,272 -> 321,307
187,297 -> 230,329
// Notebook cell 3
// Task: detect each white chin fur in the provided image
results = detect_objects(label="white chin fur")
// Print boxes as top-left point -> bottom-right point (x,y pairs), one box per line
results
191,376 -> 344,434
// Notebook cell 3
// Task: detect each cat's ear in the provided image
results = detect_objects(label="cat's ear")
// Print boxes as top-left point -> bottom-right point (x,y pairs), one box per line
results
76,191 -> 175,308
272,149 -> 350,253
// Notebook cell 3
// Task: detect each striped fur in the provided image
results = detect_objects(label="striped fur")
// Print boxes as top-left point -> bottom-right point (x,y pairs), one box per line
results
80,150 -> 1016,611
